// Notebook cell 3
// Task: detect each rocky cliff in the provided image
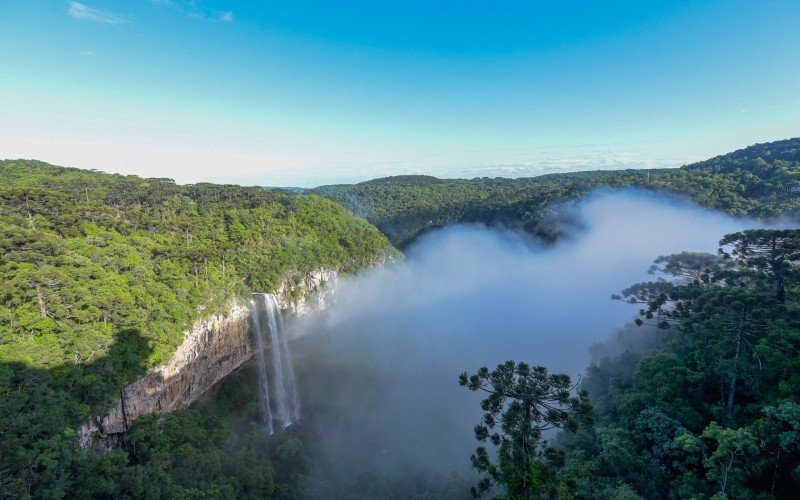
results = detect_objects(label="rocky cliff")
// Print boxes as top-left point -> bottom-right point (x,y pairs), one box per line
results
274,268 -> 340,315
78,268 -> 341,450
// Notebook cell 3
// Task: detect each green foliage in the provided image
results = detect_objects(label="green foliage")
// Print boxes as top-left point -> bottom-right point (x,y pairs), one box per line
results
459,361 -> 591,498
316,138 -> 800,248
700,422 -> 759,497
719,229 -> 800,303
0,159 -> 395,371
555,229 -> 800,498
0,160 -> 396,497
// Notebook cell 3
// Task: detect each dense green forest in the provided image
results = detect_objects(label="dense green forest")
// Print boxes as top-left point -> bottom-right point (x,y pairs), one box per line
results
546,229 -> 800,498
449,229 -> 800,498
3,139 -> 800,498
316,138 -> 800,247
0,160 -> 395,497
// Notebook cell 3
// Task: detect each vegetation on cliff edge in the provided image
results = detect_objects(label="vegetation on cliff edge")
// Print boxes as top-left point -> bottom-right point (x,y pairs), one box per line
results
0,160 -> 395,497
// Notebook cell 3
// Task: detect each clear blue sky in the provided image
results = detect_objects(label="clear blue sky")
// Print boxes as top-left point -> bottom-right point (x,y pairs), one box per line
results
1,1 -> 798,186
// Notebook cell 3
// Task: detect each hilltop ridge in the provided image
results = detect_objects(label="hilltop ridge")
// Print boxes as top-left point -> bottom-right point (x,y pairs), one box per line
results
316,138 -> 800,247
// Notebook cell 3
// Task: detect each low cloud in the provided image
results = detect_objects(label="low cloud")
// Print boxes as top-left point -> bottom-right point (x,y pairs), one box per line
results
287,189 -> 788,482
68,2 -> 128,25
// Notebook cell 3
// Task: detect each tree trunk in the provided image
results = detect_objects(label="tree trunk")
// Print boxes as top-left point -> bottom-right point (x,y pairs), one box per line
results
35,284 -> 47,318
771,446 -> 781,495
721,452 -> 735,494
523,405 -> 531,500
726,306 -> 747,412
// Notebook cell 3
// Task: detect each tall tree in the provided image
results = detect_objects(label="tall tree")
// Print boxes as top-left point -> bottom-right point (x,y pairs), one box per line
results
719,229 -> 800,303
618,240 -> 790,414
648,251 -> 731,284
459,361 -> 590,498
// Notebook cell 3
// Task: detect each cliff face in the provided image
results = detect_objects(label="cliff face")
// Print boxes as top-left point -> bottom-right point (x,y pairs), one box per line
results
78,268 -> 340,450
274,268 -> 340,314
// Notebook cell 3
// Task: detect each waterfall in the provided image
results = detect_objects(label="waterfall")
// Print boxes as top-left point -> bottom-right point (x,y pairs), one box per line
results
250,293 -> 300,433
250,297 -> 274,434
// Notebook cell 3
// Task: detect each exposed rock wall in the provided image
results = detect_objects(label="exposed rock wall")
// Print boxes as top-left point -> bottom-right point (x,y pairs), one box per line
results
78,305 -> 252,449
275,268 -> 339,315
78,268 -> 340,450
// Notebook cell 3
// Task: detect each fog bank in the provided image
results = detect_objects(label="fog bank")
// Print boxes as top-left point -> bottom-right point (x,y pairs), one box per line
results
288,189 -> 779,481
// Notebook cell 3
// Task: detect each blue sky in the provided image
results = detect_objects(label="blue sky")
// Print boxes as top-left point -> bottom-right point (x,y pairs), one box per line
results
1,1 -> 798,186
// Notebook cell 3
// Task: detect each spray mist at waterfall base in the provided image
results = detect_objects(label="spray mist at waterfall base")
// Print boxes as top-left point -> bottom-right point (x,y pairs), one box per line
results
273,190 -> 788,493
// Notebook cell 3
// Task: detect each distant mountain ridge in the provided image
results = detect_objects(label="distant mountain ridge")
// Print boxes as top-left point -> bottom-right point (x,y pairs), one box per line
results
315,137 -> 800,247
688,137 -> 800,167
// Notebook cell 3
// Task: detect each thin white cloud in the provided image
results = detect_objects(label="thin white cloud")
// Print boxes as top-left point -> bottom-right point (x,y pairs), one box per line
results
68,2 -> 128,25
151,0 -> 233,23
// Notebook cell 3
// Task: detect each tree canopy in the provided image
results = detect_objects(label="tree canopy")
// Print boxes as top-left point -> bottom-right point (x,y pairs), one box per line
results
553,229 -> 800,498
317,138 -> 800,248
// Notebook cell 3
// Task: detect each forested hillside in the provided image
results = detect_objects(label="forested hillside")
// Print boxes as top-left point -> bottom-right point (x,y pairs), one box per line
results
0,160 -> 395,497
451,229 -> 800,498
549,230 -> 800,498
317,138 -> 800,247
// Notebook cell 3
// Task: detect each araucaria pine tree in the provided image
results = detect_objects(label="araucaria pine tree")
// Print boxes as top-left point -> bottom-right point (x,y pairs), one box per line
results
459,361 -> 591,498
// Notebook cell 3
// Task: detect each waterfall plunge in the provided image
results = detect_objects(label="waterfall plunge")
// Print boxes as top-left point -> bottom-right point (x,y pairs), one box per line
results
250,293 -> 300,433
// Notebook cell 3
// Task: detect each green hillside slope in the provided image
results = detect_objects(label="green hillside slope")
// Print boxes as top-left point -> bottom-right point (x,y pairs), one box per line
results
316,138 -> 800,247
0,158 -> 395,404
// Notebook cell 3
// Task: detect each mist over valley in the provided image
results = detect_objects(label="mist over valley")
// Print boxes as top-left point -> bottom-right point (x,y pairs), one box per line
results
3,2 -> 800,496
281,190 -> 789,488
